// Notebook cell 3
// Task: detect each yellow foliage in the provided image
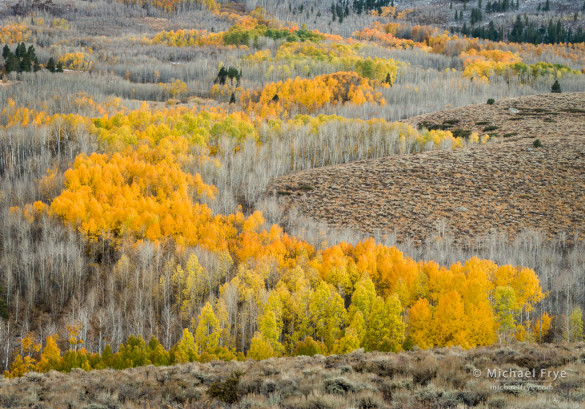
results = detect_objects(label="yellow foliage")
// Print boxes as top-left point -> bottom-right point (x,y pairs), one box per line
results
0,23 -> 31,44
58,52 -> 94,71
241,72 -> 385,118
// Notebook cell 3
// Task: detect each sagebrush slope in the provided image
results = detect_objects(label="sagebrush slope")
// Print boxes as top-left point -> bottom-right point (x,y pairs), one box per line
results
268,93 -> 585,246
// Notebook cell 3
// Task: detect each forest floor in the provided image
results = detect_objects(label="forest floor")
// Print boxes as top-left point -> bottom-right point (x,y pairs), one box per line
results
1,343 -> 583,408
268,93 -> 585,246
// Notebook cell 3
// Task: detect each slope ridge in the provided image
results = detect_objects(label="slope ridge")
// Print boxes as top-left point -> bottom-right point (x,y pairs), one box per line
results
268,93 -> 585,245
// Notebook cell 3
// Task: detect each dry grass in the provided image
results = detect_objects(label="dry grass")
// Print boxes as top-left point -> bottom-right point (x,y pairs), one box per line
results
405,93 -> 585,142
1,344 -> 584,408
268,93 -> 585,246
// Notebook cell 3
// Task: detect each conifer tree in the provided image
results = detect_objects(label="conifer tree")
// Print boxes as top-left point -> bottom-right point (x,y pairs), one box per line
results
551,79 -> 561,93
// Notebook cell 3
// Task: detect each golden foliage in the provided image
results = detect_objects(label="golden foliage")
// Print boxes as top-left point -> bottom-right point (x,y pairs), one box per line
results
241,72 -> 385,118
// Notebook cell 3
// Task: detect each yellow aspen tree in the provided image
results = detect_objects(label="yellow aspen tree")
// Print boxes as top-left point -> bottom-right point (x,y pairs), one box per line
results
258,309 -> 284,355
194,302 -> 221,355
248,331 -> 275,360
532,312 -> 552,343
35,336 -> 62,373
493,286 -> 517,344
407,298 -> 433,349
568,307 -> 584,342
174,328 -> 197,363
348,275 -> 377,326
467,300 -> 497,347
309,281 -> 346,350
433,290 -> 469,348
334,310 -> 365,354
364,294 -> 404,352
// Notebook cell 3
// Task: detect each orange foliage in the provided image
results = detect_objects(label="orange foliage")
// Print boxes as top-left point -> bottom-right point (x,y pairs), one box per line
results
0,23 -> 31,44
49,151 -> 236,249
241,72 -> 385,118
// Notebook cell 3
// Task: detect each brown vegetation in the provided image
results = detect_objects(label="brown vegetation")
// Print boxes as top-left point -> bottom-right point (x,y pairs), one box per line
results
1,343 -> 584,408
268,93 -> 585,246
406,93 -> 585,142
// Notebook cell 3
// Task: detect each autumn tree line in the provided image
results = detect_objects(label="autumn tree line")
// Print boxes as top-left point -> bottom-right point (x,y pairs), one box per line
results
0,98 -> 579,379
0,0 -> 584,379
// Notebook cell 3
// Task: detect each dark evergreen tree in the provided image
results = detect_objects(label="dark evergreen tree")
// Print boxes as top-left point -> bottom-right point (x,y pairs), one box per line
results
2,44 -> 11,61
471,8 -> 483,25
0,284 -> 8,319
47,57 -> 56,73
551,80 -> 561,93
215,67 -> 228,85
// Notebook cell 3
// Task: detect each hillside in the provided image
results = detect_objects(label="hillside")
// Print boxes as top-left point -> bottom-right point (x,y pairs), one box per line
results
1,0 -> 585,404
268,93 -> 585,246
1,344 -> 583,409
405,93 -> 585,142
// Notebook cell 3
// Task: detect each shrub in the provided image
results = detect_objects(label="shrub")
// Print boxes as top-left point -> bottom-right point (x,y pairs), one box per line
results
487,98 -> 495,105
323,377 -> 357,395
533,139 -> 543,148
283,393 -> 344,409
452,129 -> 472,139
551,79 -> 562,93
457,390 -> 488,406
412,357 -> 438,386
356,391 -> 385,409
293,337 -> 327,356
488,396 -> 507,408
207,371 -> 243,404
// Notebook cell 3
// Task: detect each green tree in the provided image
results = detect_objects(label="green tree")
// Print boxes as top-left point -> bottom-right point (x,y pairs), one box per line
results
334,310 -> 365,353
309,282 -> 346,350
348,276 -> 377,326
494,286 -> 516,344
173,328 -> 198,363
0,284 -> 8,319
100,344 -> 114,367
551,79 -> 561,93
118,335 -> 150,368
194,302 -> 221,355
248,332 -> 275,360
292,336 -> 327,356
46,57 -> 56,73
364,294 -> 404,352
568,307 -> 584,342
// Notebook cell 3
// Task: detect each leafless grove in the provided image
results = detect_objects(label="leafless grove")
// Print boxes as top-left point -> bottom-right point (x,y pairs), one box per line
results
0,0 -> 585,371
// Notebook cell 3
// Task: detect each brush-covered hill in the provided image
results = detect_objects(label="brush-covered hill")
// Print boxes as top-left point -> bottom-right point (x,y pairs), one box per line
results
268,93 -> 585,246
1,344 -> 584,409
